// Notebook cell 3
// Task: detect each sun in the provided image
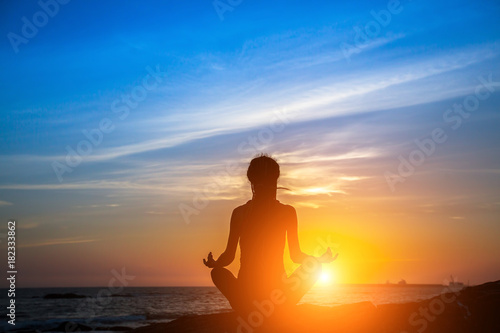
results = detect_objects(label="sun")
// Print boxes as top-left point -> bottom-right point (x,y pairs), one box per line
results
317,270 -> 335,285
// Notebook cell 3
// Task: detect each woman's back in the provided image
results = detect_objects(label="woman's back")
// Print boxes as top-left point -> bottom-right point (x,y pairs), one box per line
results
237,199 -> 291,290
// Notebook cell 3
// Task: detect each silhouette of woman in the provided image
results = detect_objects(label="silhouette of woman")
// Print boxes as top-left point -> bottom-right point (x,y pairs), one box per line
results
203,154 -> 337,315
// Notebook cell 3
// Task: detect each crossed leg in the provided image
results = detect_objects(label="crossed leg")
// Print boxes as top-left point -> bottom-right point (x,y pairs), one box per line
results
282,257 -> 323,306
211,267 -> 251,313
211,259 -> 322,315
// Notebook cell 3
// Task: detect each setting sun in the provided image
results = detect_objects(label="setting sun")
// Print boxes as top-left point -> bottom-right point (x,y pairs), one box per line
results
318,270 -> 335,285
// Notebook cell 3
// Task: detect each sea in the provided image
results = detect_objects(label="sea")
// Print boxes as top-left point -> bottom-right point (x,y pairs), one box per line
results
1,284 -> 452,332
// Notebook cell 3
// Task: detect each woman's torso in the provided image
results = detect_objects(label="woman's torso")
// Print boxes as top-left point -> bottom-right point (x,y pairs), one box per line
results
237,199 -> 290,290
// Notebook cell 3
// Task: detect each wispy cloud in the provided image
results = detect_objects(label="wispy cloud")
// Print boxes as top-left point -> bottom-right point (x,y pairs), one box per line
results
2,38 -> 498,178
19,237 -> 99,248
18,222 -> 39,229
24,47 -> 500,166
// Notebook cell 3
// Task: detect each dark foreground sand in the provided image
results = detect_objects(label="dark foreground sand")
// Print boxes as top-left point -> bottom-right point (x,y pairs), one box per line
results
132,280 -> 500,333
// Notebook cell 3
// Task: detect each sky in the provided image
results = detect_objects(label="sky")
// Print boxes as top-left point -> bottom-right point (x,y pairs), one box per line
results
0,0 -> 500,288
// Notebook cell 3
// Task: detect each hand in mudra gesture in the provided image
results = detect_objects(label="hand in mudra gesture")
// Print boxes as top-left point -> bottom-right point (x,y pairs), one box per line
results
318,247 -> 338,263
203,252 -> 217,268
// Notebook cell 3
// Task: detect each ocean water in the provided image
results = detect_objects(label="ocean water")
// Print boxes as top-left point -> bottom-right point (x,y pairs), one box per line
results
1,284 -> 450,332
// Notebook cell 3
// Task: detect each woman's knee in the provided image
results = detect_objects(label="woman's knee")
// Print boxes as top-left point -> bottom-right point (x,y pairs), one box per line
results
302,257 -> 322,278
210,267 -> 231,283
312,260 -> 322,277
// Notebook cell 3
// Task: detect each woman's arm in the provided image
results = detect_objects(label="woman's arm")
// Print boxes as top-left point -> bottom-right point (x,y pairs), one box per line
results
203,209 -> 240,268
286,206 -> 310,264
286,206 -> 338,264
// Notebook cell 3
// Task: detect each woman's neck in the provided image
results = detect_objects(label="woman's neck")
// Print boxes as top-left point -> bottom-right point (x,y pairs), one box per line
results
252,190 -> 277,201
251,183 -> 277,201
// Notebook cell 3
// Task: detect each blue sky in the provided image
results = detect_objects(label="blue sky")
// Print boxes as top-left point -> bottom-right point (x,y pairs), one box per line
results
1,0 -> 500,286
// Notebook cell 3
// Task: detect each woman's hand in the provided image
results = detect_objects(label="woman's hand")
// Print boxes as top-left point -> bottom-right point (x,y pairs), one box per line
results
318,247 -> 338,263
203,252 -> 217,268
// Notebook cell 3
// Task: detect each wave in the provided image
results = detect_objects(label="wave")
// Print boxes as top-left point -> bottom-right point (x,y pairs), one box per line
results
110,293 -> 135,297
43,293 -> 88,299
41,292 -> 135,300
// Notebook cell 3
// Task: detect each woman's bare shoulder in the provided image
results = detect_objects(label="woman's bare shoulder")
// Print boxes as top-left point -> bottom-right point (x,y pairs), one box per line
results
276,201 -> 296,215
231,200 -> 252,215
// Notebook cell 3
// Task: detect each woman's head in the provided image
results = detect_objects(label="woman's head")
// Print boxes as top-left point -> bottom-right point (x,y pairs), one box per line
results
247,154 -> 280,189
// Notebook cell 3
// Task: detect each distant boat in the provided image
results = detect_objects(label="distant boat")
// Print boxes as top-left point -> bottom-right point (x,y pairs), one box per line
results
397,279 -> 407,285
448,275 -> 464,289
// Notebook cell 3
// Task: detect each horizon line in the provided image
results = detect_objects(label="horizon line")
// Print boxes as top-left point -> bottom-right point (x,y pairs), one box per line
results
1,282 -> 470,289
